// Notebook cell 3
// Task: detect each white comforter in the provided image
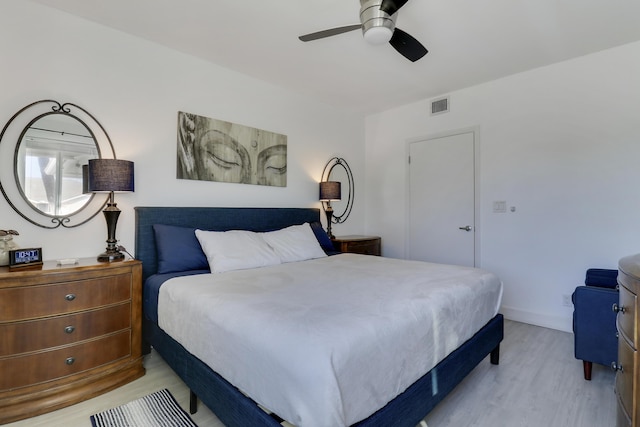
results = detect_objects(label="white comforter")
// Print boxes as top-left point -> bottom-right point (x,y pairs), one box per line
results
158,254 -> 503,427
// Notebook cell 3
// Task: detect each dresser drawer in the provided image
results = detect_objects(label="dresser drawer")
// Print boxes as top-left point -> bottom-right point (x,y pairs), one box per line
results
332,236 -> 381,256
618,285 -> 637,348
0,303 -> 131,356
0,330 -> 131,391
617,395 -> 632,427
0,273 -> 131,322
616,335 -> 635,418
619,262 -> 640,296
342,240 -> 380,255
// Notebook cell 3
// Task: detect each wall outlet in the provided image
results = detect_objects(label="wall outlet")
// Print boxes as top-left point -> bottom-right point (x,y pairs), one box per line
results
562,294 -> 572,307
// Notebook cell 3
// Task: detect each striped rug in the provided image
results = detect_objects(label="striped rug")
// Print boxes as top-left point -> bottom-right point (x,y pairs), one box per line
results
90,389 -> 198,427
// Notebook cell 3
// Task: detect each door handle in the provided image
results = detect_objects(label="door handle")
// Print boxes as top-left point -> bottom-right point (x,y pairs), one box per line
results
458,226 -> 472,232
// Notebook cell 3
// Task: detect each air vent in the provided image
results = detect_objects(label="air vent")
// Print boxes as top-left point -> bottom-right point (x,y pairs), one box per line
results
430,96 -> 449,115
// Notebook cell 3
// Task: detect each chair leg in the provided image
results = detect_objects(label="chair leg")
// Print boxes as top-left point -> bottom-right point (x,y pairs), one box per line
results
583,360 -> 592,380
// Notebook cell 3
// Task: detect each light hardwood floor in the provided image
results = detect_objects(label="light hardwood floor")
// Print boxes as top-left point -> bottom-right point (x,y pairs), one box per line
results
5,320 -> 615,427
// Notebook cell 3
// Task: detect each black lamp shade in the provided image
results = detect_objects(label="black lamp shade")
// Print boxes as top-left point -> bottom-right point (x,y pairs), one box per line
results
88,159 -> 134,192
319,181 -> 341,201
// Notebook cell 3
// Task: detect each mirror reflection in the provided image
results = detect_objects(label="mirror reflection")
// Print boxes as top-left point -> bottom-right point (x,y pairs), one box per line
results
16,114 -> 98,217
328,165 -> 348,217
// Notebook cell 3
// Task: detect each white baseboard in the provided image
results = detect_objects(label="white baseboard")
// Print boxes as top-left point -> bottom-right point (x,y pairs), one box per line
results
500,305 -> 573,333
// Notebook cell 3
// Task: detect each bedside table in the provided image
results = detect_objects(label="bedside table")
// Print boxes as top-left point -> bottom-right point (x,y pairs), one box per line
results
332,235 -> 381,256
0,258 -> 145,424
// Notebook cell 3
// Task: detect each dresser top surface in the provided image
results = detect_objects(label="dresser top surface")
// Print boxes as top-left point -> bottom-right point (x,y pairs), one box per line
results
332,235 -> 381,242
0,258 -> 140,277
619,253 -> 640,280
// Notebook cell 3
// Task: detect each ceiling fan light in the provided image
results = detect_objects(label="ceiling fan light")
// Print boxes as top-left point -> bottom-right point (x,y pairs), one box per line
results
364,26 -> 393,45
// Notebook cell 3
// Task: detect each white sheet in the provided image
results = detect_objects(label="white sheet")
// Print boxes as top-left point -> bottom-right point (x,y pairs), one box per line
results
158,254 -> 503,427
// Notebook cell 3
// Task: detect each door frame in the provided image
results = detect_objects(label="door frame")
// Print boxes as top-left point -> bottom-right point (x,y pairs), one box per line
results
404,126 -> 482,267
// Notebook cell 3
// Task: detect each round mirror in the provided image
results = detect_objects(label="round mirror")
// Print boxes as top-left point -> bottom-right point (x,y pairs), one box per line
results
321,157 -> 354,224
16,114 -> 99,217
0,100 -> 115,228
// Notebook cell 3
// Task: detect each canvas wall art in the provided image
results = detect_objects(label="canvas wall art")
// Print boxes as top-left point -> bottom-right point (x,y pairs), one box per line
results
177,111 -> 287,187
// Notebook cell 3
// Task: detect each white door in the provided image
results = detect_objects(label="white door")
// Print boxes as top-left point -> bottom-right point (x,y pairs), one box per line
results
408,131 -> 476,266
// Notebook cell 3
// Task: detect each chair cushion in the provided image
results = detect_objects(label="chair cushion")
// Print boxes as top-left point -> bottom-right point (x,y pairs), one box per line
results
585,268 -> 618,289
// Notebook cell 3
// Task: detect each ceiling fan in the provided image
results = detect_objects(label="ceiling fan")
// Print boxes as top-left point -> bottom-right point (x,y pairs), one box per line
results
298,0 -> 428,62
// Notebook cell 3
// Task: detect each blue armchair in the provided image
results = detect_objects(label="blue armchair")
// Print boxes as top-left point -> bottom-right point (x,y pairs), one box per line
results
572,268 -> 619,380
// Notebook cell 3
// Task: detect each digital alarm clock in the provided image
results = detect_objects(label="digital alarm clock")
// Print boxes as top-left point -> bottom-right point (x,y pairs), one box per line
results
8,247 -> 43,269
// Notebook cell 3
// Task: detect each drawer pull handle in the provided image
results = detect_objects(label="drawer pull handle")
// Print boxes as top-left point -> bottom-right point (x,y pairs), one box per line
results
65,357 -> 75,366
611,361 -> 623,372
612,303 -> 626,314
64,326 -> 75,334
65,293 -> 76,302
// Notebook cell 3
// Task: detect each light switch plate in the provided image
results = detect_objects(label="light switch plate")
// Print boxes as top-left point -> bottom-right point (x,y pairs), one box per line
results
493,201 -> 507,213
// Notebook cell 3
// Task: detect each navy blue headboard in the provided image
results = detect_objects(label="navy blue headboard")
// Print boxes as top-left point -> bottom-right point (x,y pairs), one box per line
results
134,207 -> 321,282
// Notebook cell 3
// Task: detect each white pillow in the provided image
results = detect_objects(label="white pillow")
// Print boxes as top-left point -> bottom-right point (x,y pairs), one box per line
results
262,223 -> 327,263
195,229 -> 281,274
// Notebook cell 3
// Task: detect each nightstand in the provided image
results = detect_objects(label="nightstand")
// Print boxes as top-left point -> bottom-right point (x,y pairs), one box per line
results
0,258 -> 145,424
332,235 -> 381,256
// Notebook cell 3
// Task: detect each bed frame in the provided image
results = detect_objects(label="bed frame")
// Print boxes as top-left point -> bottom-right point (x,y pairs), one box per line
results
135,206 -> 504,427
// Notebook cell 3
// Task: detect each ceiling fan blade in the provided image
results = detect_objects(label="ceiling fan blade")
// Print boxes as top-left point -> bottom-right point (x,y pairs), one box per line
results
299,24 -> 362,42
380,0 -> 410,16
389,27 -> 428,62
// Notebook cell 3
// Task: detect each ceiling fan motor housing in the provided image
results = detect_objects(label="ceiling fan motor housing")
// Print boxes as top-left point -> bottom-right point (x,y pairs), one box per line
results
360,0 -> 397,44
297,0 -> 426,62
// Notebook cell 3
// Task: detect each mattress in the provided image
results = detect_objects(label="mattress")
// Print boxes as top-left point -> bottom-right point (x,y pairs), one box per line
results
157,253 -> 503,427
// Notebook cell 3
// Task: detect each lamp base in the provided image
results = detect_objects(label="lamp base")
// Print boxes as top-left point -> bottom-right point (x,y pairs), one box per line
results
97,249 -> 125,263
97,196 -> 124,263
325,205 -> 335,239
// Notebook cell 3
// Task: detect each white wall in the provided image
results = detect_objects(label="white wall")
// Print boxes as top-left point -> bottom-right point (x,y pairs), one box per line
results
0,1 -> 365,262
5,1 -> 639,334
365,41 -> 640,331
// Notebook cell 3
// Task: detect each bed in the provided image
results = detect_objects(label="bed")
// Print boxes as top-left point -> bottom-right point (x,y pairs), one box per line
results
135,206 -> 504,427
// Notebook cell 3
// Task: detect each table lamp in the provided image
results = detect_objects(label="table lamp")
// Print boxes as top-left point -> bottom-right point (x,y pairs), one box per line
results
319,181 -> 341,239
87,159 -> 134,262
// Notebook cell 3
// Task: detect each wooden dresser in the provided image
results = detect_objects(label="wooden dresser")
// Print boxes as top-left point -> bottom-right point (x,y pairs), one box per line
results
0,258 -> 144,424
616,254 -> 640,427
332,235 -> 381,256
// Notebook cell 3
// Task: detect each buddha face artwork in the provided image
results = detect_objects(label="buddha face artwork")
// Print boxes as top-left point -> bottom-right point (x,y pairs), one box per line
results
177,111 -> 287,187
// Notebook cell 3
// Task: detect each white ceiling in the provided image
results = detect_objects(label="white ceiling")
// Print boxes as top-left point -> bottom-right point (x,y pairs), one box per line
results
29,0 -> 640,115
